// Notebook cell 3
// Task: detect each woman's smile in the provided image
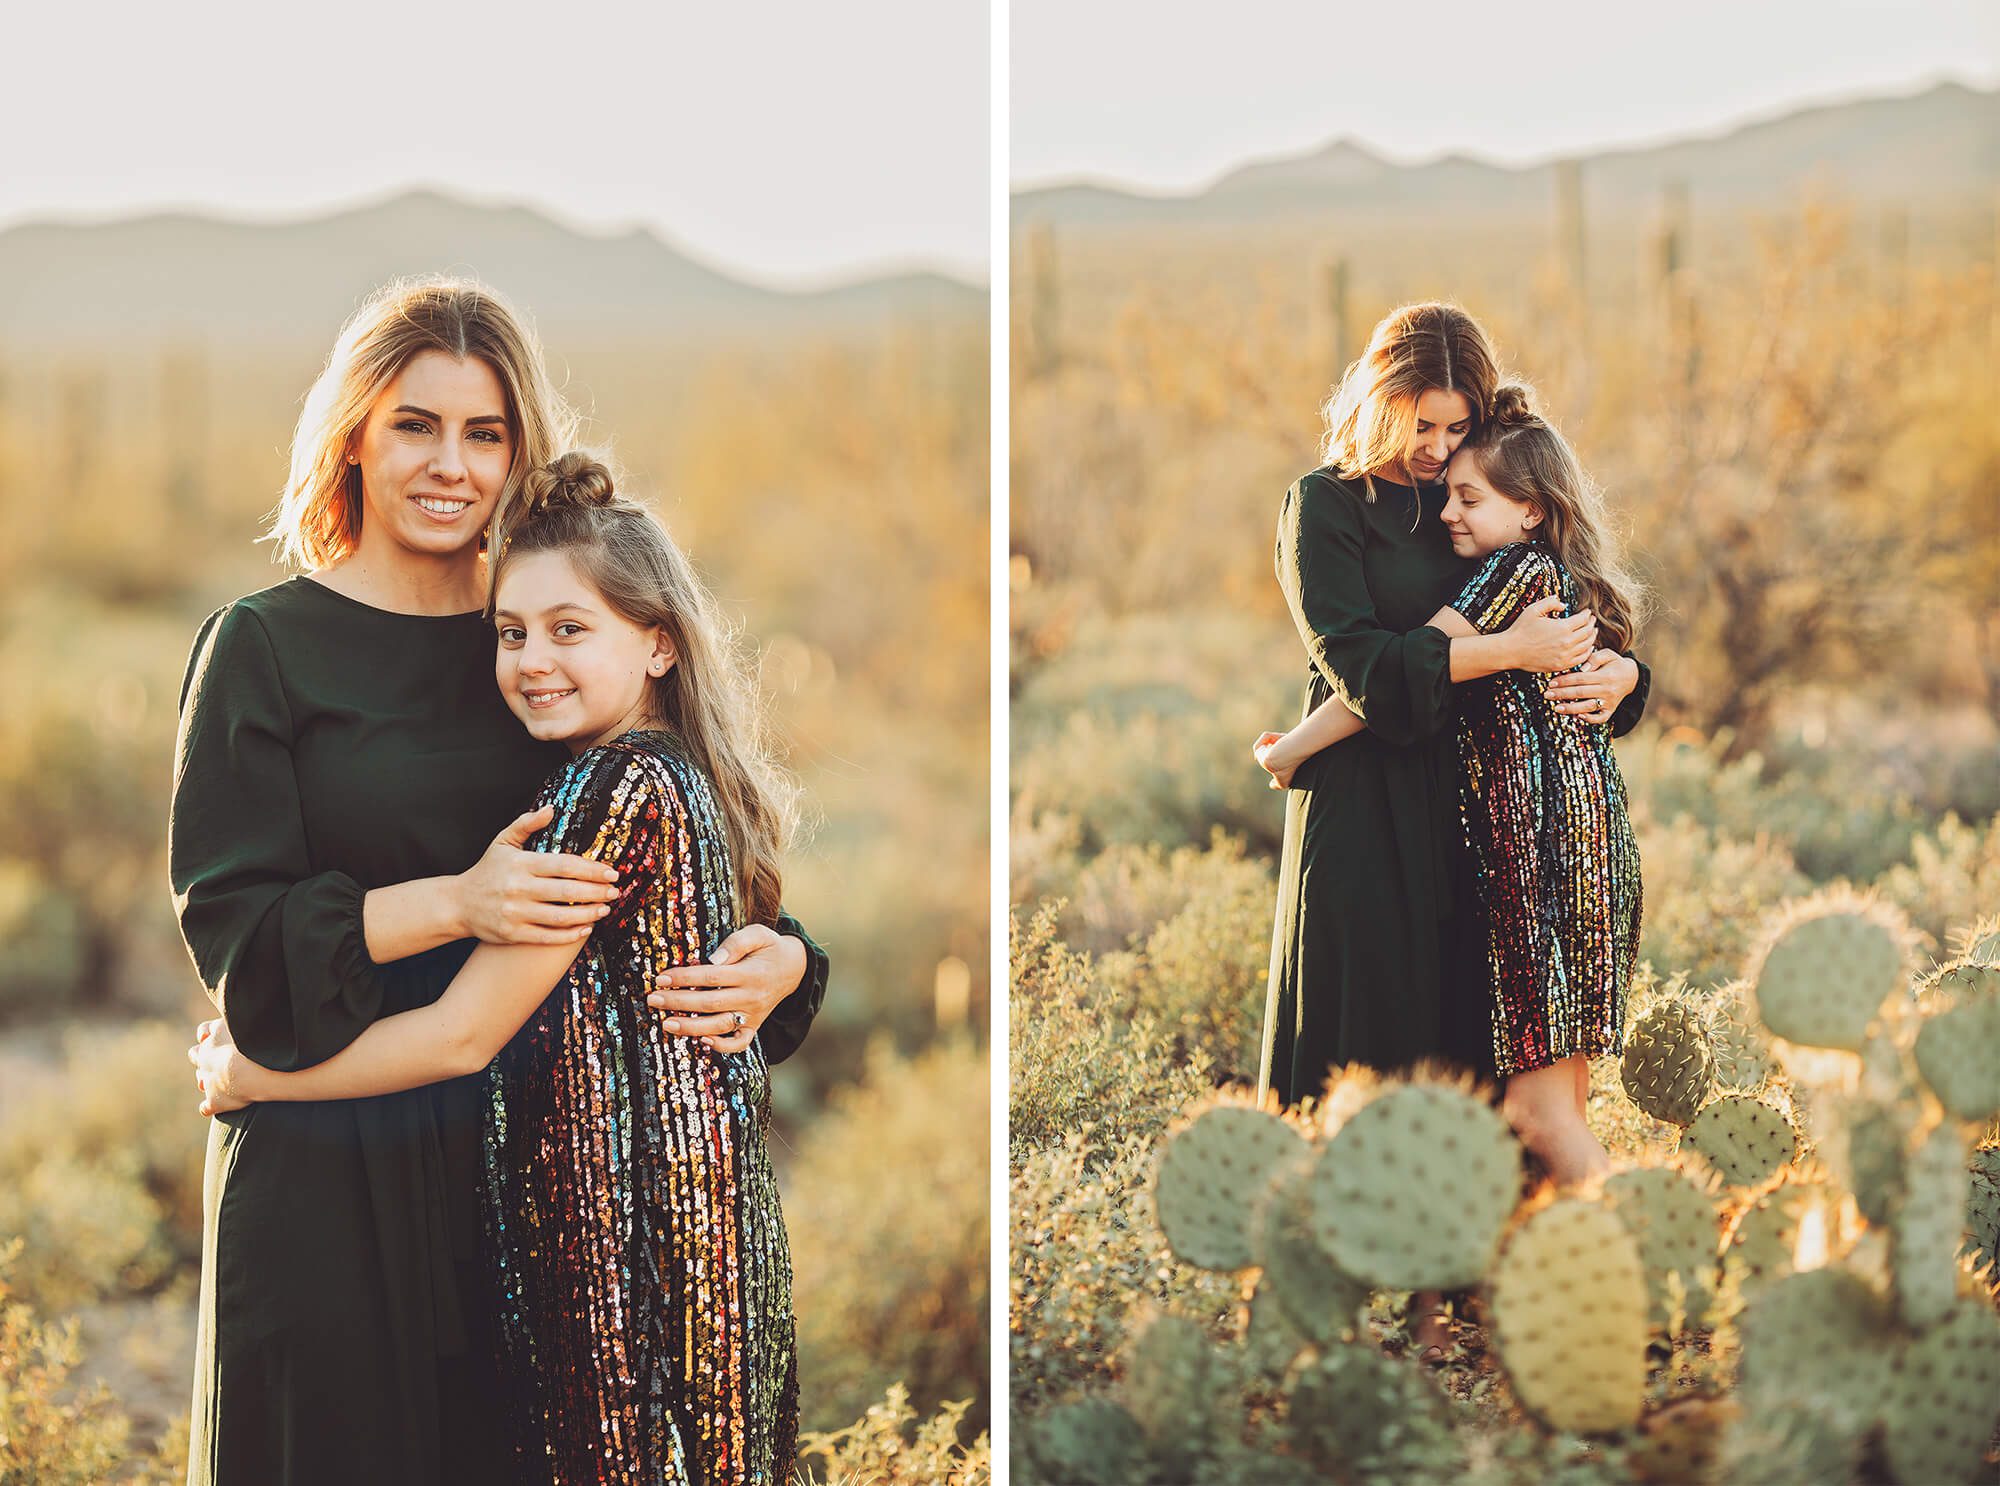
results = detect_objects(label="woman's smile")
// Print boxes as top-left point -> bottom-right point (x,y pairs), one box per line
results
412,492 -> 476,520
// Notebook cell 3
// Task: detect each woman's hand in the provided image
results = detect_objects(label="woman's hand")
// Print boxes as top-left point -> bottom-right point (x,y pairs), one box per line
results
646,924 -> 808,1054
1252,731 -> 1304,790
1544,649 -> 1639,723
1503,595 -> 1598,673
453,806 -> 623,945
188,1016 -> 253,1115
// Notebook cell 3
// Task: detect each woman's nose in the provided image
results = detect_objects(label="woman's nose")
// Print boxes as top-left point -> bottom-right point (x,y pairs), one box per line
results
430,442 -> 466,481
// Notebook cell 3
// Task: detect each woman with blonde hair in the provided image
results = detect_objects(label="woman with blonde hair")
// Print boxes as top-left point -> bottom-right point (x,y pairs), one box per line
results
170,278 -> 826,1485
1250,302 -> 1647,1356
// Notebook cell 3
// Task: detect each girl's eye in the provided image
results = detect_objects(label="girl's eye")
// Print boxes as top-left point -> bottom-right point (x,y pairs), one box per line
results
498,627 -> 525,644
554,622 -> 584,638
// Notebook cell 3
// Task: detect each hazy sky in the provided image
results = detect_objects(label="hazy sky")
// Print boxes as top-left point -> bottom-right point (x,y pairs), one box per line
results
4,0 -> 989,288
1013,0 -> 2000,188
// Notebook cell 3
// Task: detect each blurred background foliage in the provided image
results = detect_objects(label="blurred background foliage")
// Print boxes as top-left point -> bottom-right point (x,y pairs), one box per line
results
0,231 -> 989,1475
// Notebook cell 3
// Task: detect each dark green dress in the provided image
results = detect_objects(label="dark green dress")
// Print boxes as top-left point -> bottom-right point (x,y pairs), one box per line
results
169,577 -> 829,1486
1256,470 -> 1645,1106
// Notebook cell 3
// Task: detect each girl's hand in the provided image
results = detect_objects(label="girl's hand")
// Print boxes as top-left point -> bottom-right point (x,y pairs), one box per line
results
188,1016 -> 253,1115
1544,649 -> 1638,723
1252,731 -> 1303,790
647,924 -> 808,1053
454,806 -> 623,945
1504,595 -> 1598,673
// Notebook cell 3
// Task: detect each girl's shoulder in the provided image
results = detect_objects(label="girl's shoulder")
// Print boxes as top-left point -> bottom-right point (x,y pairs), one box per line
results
547,730 -> 706,816
1471,540 -> 1564,589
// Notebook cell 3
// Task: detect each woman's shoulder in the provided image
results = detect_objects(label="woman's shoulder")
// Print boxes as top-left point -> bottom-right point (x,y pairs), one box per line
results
1282,466 -> 1372,530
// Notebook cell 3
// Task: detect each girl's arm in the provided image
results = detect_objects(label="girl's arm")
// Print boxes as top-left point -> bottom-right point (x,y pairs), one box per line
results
198,936 -> 587,1107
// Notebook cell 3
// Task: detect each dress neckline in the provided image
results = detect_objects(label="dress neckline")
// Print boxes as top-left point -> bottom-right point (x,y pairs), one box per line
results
291,575 -> 485,622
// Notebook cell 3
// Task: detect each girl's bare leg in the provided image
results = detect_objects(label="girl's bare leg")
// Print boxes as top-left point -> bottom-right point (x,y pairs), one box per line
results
1409,1287 -> 1452,1359
1502,1056 -> 1609,1186
1573,1054 -> 1590,1119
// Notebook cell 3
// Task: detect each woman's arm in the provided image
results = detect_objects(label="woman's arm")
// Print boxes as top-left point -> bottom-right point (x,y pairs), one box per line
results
1277,477 -> 1594,746
198,935 -> 587,1107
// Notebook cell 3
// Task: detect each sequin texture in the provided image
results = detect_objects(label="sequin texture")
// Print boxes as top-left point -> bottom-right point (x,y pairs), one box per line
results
482,729 -> 798,1484
1452,543 -> 1643,1076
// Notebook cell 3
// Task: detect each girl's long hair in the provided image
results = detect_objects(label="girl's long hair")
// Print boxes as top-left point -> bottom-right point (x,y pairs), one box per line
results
1319,301 -> 1500,500
1470,384 -> 1647,653
492,454 -> 796,924
267,276 -> 579,569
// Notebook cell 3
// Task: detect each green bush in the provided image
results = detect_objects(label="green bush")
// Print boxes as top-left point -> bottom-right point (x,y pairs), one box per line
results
0,1022 -> 206,1314
0,862 -> 87,1016
786,1036 -> 988,1438
1876,812 -> 2000,957
1631,816 -> 1810,991
796,1383 -> 990,1486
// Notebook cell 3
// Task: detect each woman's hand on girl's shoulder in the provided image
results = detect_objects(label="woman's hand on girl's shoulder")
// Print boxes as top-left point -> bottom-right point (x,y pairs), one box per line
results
647,924 -> 807,1053
454,805 -> 624,945
1504,595 -> 1597,673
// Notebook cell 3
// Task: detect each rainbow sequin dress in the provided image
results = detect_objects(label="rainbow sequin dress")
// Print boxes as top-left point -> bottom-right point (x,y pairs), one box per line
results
482,729 -> 797,1485
1450,542 -> 1642,1076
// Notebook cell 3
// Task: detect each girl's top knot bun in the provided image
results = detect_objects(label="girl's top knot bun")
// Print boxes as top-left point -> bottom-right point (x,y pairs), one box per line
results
523,452 -> 616,515
1489,383 -> 1539,427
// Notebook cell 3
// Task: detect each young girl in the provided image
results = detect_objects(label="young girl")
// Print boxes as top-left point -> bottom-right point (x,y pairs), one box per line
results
192,453 -> 799,1485
1256,384 -> 1644,1185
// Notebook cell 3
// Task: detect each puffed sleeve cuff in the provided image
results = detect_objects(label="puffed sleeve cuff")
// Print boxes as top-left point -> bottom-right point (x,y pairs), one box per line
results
1307,620 -> 1454,748
231,871 -> 381,1071
760,909 -> 828,1066
1609,655 -> 1652,738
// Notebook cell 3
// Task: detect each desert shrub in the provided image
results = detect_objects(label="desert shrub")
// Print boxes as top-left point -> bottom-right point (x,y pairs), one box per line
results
0,1242 -> 132,1484
1009,905 -> 1214,1159
1875,811 -> 2000,956
786,1036 -> 987,1438
1630,816 -> 1810,990
0,1022 -> 206,1313
796,1383 -> 990,1486
0,861 -> 88,1016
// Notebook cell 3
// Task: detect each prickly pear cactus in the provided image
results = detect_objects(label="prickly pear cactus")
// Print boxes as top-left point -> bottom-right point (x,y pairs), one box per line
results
1121,1311 -> 1222,1461
1626,1396 -> 1737,1486
1154,1104 -> 1306,1271
1966,1143 -> 2000,1281
1912,994 -> 2000,1122
1720,1171 -> 1833,1302
1920,957 -> 2000,1006
1715,1398 -> 1858,1486
1287,1344 -> 1462,1480
1681,1095 -> 1799,1188
1828,1094 -> 1916,1225
1025,1397 -> 1147,1484
1488,1198 -> 1648,1433
1306,1083 -> 1519,1290
1603,1165 -> 1720,1330
1248,1161 -> 1367,1351
1620,1001 -> 1716,1126
1752,903 -> 1904,1051
1707,983 -> 1777,1091
1952,912 -> 2000,966
1738,1268 -> 1898,1434
1892,1123 -> 1968,1330
1878,1297 -> 2000,1486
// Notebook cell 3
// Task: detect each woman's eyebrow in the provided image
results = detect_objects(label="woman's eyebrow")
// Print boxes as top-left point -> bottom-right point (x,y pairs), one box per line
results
392,403 -> 506,425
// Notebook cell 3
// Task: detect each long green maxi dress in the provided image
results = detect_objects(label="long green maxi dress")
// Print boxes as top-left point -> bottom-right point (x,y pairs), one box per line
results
1256,470 -> 1646,1107
169,577 -> 829,1486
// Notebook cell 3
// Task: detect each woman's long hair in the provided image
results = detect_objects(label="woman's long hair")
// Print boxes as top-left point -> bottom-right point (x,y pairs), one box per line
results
1319,301 -> 1500,501
267,277 -> 580,569
492,454 -> 797,924
1469,384 -> 1647,653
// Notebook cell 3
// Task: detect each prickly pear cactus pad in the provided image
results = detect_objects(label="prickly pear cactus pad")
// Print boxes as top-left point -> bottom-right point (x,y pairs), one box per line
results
1626,1397 -> 1737,1486
1120,1311 -> 1220,1455
1025,1398 -> 1147,1484
1753,905 -> 1905,1051
1249,1161 -> 1367,1350
1153,1104 -> 1307,1271
1738,1268 -> 1898,1433
1681,1095 -> 1800,1188
1721,1173 -> 1831,1302
1879,1297 -> 2000,1486
1715,1398 -> 1859,1486
1488,1198 -> 1648,1433
1620,1002 -> 1717,1126
1967,1143 -> 2000,1280
1707,987 -> 1777,1091
1831,1095 -> 1916,1226
1287,1344 -> 1462,1480
1305,1083 -> 1520,1290
1913,994 -> 2000,1122
1921,957 -> 2000,1006
1955,912 -> 2000,966
1604,1166 -> 1721,1331
1893,1124 -> 1968,1331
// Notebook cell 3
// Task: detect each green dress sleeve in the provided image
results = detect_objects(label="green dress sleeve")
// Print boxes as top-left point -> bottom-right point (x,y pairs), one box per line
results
170,604 -> 383,1072
761,910 -> 827,1066
1609,657 -> 1651,737
1277,474 -> 1456,747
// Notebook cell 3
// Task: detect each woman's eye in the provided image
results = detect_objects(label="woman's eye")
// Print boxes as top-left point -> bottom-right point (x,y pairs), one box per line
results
469,427 -> 504,444
396,419 -> 431,435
